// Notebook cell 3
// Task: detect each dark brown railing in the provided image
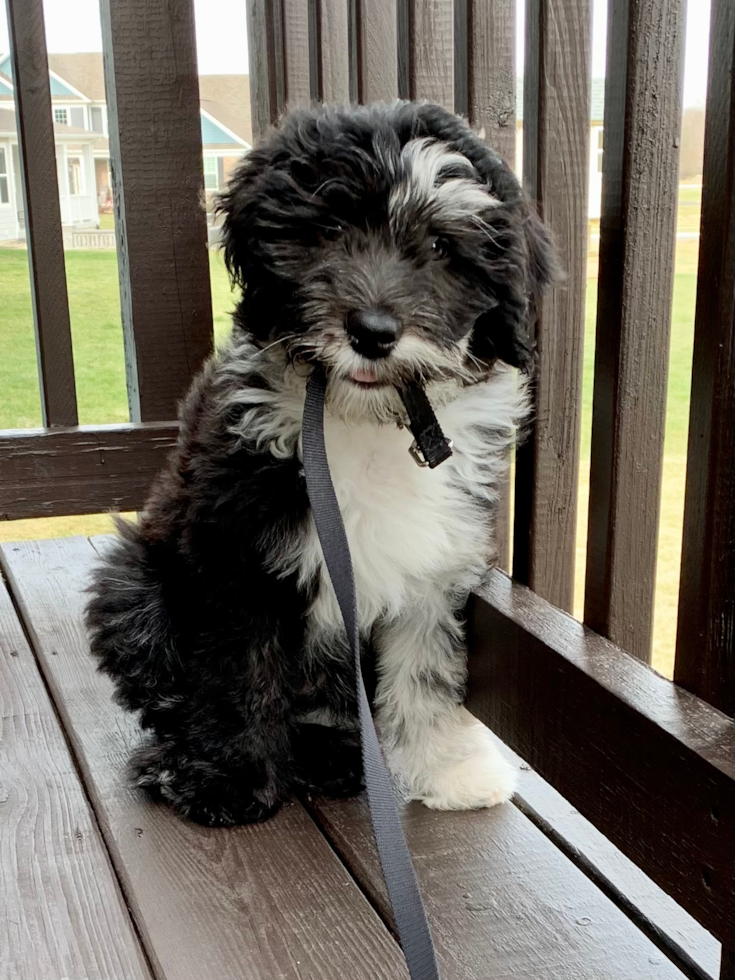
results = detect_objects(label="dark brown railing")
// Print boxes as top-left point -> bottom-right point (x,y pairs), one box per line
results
0,0 -> 732,975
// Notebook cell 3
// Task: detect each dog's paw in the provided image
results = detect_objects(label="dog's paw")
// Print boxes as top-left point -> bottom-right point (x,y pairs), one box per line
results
293,724 -> 364,798
132,740 -> 282,827
416,733 -> 517,811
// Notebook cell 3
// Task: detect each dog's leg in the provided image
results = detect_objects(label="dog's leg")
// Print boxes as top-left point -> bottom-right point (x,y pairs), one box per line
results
131,629 -> 298,827
374,593 -> 517,810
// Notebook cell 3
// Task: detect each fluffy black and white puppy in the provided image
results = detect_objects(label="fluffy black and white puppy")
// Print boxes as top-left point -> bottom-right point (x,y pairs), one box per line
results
86,101 -> 555,827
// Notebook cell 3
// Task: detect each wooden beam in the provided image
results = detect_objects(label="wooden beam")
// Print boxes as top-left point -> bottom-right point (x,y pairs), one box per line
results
99,0 -> 213,422
467,0 -> 516,165
467,570 -> 734,946
407,0 -> 453,109
247,0 -> 284,139
317,0 -> 350,103
466,0 -> 516,570
512,0 -> 590,611
282,0 -> 311,108
4,0 -> 77,427
0,575 -> 152,979
356,0 -> 398,103
584,0 -> 686,661
674,0 -> 735,715
0,423 -> 178,521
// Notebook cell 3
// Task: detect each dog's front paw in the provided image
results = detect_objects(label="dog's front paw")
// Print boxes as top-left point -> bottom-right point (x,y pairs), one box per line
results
416,731 -> 517,811
132,739 -> 283,827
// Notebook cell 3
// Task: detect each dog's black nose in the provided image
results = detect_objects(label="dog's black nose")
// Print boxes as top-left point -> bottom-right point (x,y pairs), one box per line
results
346,309 -> 402,359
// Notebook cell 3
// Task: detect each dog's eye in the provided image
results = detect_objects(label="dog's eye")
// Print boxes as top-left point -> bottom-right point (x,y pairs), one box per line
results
431,236 -> 450,258
322,224 -> 344,242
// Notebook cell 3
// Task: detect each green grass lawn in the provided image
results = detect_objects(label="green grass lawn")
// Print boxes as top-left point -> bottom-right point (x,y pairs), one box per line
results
0,203 -> 700,676
0,248 -> 237,429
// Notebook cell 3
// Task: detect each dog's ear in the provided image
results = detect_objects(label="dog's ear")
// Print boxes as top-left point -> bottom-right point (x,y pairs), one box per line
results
470,201 -> 558,372
408,103 -> 558,372
216,147 -> 268,290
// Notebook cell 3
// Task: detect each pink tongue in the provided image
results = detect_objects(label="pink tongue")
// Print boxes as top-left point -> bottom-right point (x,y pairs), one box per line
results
351,367 -> 378,384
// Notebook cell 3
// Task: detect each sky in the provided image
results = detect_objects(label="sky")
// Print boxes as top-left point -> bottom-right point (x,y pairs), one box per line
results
0,0 -> 711,107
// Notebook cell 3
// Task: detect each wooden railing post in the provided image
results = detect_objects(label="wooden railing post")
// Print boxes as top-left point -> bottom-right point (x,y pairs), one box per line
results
4,0 -> 78,428
466,0 -> 516,571
674,0 -> 735,716
512,0 -> 591,611
99,0 -> 214,423
584,0 -> 686,662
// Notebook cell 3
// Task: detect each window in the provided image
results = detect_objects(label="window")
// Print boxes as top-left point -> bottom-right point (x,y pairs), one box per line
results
90,105 -> 104,134
69,106 -> 86,129
0,147 -> 9,204
203,156 -> 219,191
54,107 -> 68,125
596,128 -> 604,174
67,155 -> 85,195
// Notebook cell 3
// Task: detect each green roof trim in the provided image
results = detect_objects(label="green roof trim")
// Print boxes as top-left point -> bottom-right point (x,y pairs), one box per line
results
200,113 -> 244,147
0,56 -> 81,98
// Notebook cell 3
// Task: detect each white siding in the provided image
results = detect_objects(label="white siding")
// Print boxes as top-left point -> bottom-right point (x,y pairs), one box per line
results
0,140 -> 18,240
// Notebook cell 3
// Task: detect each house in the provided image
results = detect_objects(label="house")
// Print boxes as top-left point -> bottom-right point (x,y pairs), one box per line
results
0,52 -> 252,241
0,106 -> 105,240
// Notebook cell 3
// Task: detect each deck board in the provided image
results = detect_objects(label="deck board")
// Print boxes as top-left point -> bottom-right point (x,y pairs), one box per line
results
0,533 -> 707,980
307,790 -> 690,979
485,728 -> 721,979
0,536 -> 406,980
0,571 -> 151,980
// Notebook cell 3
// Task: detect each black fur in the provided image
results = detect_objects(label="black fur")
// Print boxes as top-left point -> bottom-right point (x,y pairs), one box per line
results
86,101 -> 554,826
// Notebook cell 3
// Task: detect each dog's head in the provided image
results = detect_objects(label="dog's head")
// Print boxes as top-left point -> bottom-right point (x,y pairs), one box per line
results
219,102 -> 556,415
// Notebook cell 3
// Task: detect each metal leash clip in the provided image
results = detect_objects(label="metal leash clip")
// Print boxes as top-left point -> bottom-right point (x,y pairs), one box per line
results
408,437 -> 453,468
399,381 -> 454,469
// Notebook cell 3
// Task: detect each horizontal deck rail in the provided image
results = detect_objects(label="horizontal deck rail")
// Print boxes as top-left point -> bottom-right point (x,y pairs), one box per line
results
467,570 -> 735,948
0,424 -> 178,521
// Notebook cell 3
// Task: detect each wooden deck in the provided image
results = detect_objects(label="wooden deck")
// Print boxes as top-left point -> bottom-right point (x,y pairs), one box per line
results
0,536 -> 722,980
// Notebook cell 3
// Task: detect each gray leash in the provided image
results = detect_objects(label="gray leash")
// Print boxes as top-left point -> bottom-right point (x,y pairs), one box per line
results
302,366 -> 441,980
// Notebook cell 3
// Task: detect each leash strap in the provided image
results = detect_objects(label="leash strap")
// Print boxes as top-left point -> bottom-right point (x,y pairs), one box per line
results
302,367 -> 441,980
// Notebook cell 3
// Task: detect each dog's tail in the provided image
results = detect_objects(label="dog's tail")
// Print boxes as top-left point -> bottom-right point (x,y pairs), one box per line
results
85,518 -> 181,721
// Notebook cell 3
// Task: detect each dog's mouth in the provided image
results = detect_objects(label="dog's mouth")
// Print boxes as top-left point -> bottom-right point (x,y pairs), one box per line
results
347,366 -> 391,389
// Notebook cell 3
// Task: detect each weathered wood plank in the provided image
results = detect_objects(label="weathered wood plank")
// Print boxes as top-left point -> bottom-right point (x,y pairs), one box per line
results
0,423 -> 177,521
467,570 -> 735,945
0,536 -> 406,980
5,0 -> 77,428
465,0 -> 516,570
307,788 -> 688,979
247,0 -> 284,139
356,0 -> 398,102
99,0 -> 213,422
0,575 -> 151,980
674,0 -> 735,714
318,0 -> 350,102
282,0 -> 311,107
484,728 -> 721,980
408,0 -> 453,109
584,0 -> 686,661
512,0 -> 590,611
467,0 -> 516,165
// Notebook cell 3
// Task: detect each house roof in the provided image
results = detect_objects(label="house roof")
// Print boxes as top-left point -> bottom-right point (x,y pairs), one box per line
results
198,75 -> 252,145
0,52 -> 252,146
47,53 -> 107,100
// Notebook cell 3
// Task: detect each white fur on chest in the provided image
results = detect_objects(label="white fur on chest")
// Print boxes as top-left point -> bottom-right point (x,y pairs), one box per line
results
294,377 -> 520,632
